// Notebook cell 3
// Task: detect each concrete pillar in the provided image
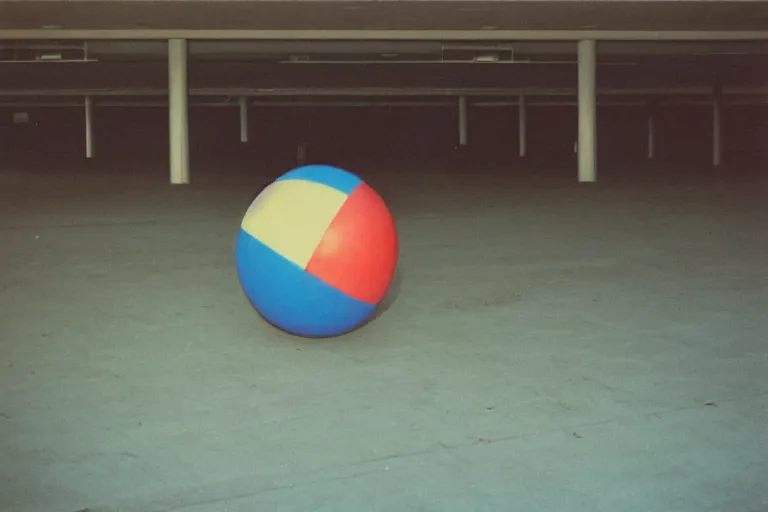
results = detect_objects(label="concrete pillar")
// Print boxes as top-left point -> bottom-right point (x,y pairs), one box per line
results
458,95 -> 468,147
239,96 -> 249,143
518,94 -> 527,158
647,105 -> 656,160
297,143 -> 307,166
713,87 -> 722,167
84,95 -> 94,159
577,39 -> 597,182
168,38 -> 190,185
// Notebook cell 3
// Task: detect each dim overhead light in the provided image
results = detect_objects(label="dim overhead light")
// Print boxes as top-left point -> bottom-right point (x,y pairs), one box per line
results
474,54 -> 499,62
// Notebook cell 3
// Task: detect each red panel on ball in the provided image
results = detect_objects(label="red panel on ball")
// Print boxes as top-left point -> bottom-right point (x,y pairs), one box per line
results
306,182 -> 398,305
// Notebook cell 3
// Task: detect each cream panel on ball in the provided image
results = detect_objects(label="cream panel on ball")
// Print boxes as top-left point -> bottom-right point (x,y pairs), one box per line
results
240,180 -> 347,269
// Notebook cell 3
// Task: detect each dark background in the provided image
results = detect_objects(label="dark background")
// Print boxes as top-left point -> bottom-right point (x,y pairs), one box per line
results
0,53 -> 766,180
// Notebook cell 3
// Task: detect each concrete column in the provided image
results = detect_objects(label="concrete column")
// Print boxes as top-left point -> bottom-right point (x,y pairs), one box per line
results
577,39 -> 597,182
297,143 -> 307,166
168,38 -> 190,185
84,95 -> 94,159
458,95 -> 468,147
713,88 -> 722,167
647,105 -> 656,160
239,96 -> 249,143
518,94 -> 527,158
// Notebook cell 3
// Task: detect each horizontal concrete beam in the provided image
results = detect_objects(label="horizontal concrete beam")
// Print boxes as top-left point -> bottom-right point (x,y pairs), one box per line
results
2,98 -> 767,109
0,86 -> 766,97
1,29 -> 767,41
60,40 -> 768,59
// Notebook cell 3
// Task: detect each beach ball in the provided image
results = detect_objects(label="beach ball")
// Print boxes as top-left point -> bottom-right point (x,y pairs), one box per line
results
235,165 -> 399,338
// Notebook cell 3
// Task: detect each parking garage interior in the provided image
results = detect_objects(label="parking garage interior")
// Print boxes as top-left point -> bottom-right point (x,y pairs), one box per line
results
2,2 -> 768,511
1,39 -> 767,181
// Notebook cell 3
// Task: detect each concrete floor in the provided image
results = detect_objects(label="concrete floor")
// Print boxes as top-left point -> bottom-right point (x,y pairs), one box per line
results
1,168 -> 767,512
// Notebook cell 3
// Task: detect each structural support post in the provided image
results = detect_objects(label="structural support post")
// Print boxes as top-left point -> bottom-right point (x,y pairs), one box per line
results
577,39 -> 597,182
84,95 -> 94,159
168,38 -> 190,185
712,86 -> 722,167
518,94 -> 527,158
458,95 -> 468,147
239,96 -> 249,143
647,104 -> 656,160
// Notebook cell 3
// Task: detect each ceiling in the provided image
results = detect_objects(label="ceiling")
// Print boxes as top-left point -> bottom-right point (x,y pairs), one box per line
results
1,0 -> 767,33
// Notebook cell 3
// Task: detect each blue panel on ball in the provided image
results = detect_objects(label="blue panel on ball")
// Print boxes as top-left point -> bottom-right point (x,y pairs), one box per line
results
276,165 -> 362,196
235,229 -> 376,338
